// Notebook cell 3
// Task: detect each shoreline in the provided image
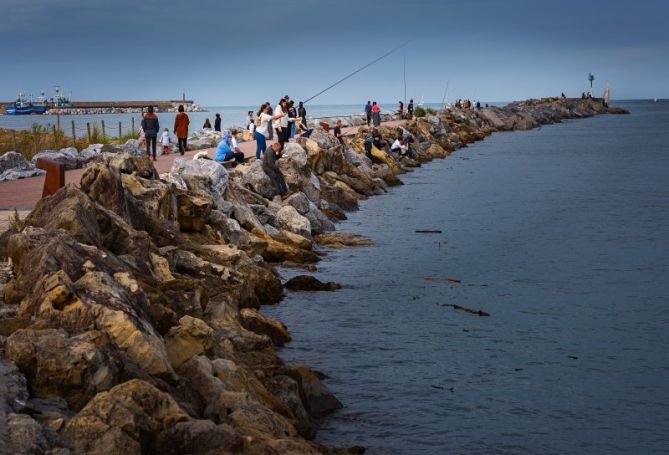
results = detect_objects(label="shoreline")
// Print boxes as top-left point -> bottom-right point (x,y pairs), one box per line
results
0,98 -> 628,453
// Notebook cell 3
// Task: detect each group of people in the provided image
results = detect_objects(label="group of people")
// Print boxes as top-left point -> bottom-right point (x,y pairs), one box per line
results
139,105 -> 191,160
454,99 -> 481,109
363,128 -> 414,161
251,96 -> 310,159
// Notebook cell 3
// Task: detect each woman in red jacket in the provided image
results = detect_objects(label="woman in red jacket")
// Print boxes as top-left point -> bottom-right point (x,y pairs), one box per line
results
173,105 -> 190,155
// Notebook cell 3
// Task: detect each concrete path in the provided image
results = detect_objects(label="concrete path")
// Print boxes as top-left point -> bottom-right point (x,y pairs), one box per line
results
0,120 -> 405,220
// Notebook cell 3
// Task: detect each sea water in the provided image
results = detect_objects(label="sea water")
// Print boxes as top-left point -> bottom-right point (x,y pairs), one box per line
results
263,101 -> 669,454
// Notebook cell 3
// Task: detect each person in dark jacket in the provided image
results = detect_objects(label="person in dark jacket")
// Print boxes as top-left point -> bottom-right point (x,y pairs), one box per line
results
365,101 -> 372,126
214,113 -> 221,132
407,99 -> 414,120
203,118 -> 212,129
298,101 -> 307,128
141,106 -> 160,160
262,142 -> 288,196
173,105 -> 190,155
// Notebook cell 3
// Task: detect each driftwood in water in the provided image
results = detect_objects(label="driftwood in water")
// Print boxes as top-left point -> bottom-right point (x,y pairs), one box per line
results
415,230 -> 442,234
442,303 -> 490,317
423,276 -> 461,283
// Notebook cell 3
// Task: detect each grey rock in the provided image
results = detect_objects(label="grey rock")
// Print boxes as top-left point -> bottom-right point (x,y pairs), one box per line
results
284,192 -> 310,215
170,158 -> 229,209
31,147 -> 81,170
240,160 -> 276,199
0,151 -> 45,181
276,205 -> 312,239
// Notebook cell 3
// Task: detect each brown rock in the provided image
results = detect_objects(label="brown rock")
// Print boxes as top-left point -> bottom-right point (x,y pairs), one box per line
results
240,308 -> 292,346
284,275 -> 341,292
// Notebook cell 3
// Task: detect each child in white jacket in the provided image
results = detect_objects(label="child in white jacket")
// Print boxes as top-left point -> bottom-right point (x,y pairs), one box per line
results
160,128 -> 171,155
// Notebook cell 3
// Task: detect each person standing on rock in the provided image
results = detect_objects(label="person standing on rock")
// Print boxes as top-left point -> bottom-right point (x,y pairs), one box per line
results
141,106 -> 159,161
365,101 -> 372,126
173,105 -> 190,155
266,102 -> 274,140
371,101 -> 381,127
408,99 -> 414,120
298,101 -> 307,128
262,142 -> 288,197
274,98 -> 289,148
287,100 -> 298,140
214,113 -> 222,132
254,103 -> 285,160
398,100 -> 404,116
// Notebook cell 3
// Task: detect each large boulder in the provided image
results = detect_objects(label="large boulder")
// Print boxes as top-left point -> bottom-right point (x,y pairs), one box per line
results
309,129 -> 340,150
170,158 -> 229,209
240,160 -> 276,199
284,192 -> 311,215
240,308 -> 291,346
276,205 -> 312,238
284,275 -> 341,292
5,328 -> 119,411
63,379 -> 190,454
164,316 -> 214,368
0,151 -> 44,181
31,147 -> 81,170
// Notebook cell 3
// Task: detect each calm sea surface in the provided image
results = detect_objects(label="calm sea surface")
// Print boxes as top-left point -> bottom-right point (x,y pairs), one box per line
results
263,100 -> 669,454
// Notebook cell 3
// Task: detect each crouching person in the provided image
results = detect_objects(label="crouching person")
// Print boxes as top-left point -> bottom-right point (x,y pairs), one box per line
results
214,132 -> 245,165
263,142 -> 288,197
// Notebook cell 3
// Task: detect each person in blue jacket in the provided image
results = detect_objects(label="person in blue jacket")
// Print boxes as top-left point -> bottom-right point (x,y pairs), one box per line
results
214,132 -> 244,164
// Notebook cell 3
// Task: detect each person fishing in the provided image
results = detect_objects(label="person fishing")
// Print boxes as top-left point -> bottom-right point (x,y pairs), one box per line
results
254,103 -> 285,159
262,142 -> 288,197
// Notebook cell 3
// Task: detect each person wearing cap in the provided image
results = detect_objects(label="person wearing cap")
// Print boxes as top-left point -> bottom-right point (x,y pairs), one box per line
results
214,132 -> 244,164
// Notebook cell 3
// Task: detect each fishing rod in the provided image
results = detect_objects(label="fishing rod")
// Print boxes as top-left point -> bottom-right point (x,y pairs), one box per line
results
303,40 -> 412,104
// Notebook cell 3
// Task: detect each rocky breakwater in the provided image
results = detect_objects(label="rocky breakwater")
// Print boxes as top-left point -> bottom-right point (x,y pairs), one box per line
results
0,97 -> 627,454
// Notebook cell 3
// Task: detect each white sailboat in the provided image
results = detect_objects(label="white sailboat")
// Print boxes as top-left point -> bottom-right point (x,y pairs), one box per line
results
603,84 -> 610,107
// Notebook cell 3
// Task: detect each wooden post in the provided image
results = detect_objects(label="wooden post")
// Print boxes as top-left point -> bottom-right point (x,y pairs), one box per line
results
52,125 -> 57,148
71,120 -> 76,147
131,117 -> 135,136
56,113 -> 61,132
118,121 -> 122,140
32,125 -> 38,156
86,122 -> 91,143
101,120 -> 106,139
11,130 -> 18,152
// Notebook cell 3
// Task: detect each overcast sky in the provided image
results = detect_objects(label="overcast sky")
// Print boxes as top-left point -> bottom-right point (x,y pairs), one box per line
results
1,0 -> 667,105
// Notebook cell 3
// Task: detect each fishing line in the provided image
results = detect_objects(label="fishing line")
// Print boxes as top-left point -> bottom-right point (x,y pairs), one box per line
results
303,40 -> 412,104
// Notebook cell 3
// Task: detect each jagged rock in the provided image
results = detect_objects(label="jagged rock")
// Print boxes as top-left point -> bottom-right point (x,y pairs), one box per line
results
4,413 -> 70,454
316,232 -> 373,248
175,192 -> 212,232
153,419 -> 244,454
240,308 -> 292,346
170,157 -> 229,209
250,203 -> 276,226
31,147 -> 81,170
276,205 -> 312,239
5,328 -> 119,410
63,379 -> 190,454
264,374 -> 315,438
165,316 -> 214,368
284,275 -> 341,292
207,210 -> 242,245
284,192 -> 311,215
240,160 -> 276,199
309,128 -> 341,150
285,365 -> 343,417
109,152 -> 156,178
0,151 -> 45,181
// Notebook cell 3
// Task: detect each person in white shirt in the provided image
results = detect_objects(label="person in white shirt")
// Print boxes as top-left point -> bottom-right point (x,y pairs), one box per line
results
254,102 -> 285,159
390,134 -> 407,159
274,99 -> 289,147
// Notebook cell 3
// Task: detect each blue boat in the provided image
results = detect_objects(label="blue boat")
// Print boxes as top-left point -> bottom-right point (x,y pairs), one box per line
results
5,92 -> 49,115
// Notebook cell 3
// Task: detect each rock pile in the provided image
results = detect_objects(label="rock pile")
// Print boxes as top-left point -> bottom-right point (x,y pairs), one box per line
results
0,98 -> 628,453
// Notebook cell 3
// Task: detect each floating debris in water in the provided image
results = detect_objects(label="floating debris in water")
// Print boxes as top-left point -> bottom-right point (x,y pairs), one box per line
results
423,276 -> 461,283
415,230 -> 442,234
442,303 -> 490,317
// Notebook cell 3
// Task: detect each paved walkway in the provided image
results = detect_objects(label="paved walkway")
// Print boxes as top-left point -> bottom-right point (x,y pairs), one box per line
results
0,119 -> 405,222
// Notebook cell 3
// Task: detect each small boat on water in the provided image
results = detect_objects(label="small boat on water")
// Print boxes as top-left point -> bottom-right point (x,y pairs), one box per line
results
5,92 -> 49,115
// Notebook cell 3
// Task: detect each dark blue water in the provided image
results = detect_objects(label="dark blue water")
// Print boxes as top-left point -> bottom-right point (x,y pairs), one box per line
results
263,101 -> 669,454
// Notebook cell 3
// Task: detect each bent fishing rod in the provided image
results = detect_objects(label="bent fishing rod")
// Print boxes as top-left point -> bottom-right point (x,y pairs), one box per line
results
302,40 -> 412,104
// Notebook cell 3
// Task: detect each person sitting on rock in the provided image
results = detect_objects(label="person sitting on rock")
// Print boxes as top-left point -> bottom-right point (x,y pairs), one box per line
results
372,129 -> 385,151
333,120 -> 345,148
214,132 -> 245,165
203,118 -> 212,129
364,131 -> 374,159
262,142 -> 288,196
390,134 -> 407,158
403,132 -> 415,159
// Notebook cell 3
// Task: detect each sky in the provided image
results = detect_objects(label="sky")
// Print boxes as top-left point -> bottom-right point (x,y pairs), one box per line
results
1,0 -> 667,106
